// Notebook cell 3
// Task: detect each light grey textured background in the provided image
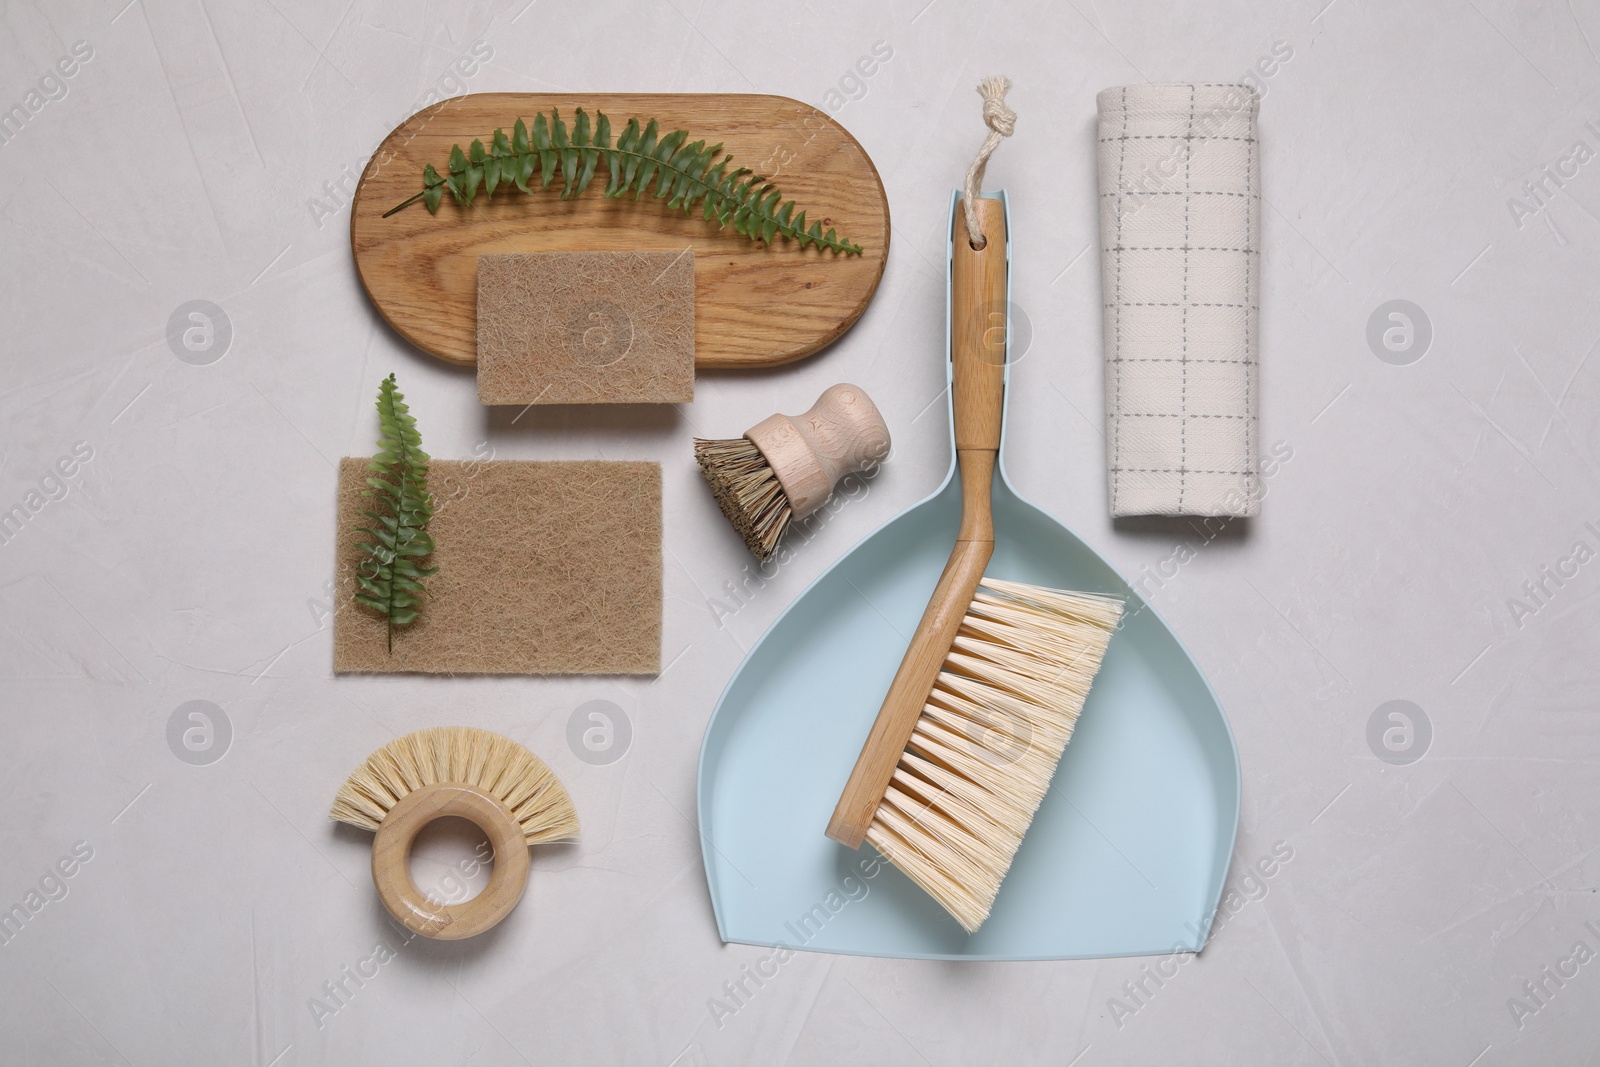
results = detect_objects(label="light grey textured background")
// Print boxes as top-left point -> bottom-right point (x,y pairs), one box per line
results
3,1 -> 1598,1064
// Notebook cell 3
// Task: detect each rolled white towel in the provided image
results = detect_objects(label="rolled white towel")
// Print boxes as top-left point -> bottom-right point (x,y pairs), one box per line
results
1097,83 -> 1262,518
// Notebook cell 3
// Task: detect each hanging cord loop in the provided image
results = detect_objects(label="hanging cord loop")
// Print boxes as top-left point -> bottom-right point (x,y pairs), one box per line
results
961,76 -> 1016,249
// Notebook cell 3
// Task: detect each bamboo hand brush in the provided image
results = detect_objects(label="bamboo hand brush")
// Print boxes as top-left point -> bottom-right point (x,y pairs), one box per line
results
826,87 -> 1123,934
331,726 -> 579,939
695,383 -> 890,561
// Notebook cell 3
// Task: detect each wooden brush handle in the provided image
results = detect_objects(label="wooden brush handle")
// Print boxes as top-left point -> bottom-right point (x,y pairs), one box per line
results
746,383 -> 891,519
371,782 -> 532,940
827,197 -> 1007,848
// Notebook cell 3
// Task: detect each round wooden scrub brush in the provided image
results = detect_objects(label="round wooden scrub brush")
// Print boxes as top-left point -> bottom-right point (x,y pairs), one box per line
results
330,726 -> 579,940
695,383 -> 891,561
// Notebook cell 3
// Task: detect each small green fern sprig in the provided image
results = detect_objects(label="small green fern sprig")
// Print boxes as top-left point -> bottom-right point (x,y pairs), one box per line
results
352,373 -> 438,652
383,108 -> 863,255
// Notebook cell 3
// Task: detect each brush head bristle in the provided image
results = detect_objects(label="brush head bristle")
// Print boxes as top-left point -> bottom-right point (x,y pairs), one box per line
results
694,436 -> 792,561
863,578 -> 1123,933
330,726 -> 580,843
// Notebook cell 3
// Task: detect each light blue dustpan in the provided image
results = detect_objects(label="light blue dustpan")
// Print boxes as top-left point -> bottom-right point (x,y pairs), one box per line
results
696,192 -> 1240,961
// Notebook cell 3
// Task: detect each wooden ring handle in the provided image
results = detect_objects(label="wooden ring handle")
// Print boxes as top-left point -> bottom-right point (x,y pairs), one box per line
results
745,383 -> 891,519
371,783 -> 531,940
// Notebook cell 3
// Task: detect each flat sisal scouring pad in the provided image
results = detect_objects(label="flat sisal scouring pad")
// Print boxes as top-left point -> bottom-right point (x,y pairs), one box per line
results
476,250 -> 695,406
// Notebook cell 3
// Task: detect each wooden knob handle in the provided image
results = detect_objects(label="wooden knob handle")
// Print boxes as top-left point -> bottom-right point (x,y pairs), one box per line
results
745,383 -> 891,519
371,783 -> 532,940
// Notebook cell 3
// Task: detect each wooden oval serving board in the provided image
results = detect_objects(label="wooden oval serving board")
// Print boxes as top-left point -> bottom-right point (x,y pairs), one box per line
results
352,93 -> 890,370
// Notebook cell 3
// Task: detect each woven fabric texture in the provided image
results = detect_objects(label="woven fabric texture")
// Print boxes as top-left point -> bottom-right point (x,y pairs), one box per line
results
1097,83 -> 1261,518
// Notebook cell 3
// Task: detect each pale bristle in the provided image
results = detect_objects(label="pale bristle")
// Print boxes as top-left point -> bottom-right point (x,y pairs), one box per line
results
694,436 -> 793,561
864,578 -> 1123,932
329,726 -> 580,843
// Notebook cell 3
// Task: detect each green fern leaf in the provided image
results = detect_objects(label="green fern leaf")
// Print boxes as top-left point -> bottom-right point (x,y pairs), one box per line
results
352,373 -> 439,652
383,107 -> 864,255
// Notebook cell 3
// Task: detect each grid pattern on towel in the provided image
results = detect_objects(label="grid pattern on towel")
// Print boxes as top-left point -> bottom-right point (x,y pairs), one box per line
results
1096,84 -> 1262,518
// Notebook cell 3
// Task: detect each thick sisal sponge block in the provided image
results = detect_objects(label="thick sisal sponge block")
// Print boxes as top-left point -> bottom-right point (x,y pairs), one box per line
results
476,250 -> 695,406
334,457 -> 661,675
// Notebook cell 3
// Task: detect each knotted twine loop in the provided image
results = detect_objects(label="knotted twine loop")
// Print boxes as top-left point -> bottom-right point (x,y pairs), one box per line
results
961,76 -> 1016,249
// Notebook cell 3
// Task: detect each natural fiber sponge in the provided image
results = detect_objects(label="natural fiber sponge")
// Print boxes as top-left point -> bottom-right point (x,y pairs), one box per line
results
334,458 -> 661,675
476,250 -> 695,405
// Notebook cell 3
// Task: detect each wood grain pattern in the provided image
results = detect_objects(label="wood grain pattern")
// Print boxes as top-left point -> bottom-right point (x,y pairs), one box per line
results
351,93 -> 890,369
827,199 -> 1008,849
951,199 -> 1008,452
371,783 -> 532,940
745,383 -> 890,518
